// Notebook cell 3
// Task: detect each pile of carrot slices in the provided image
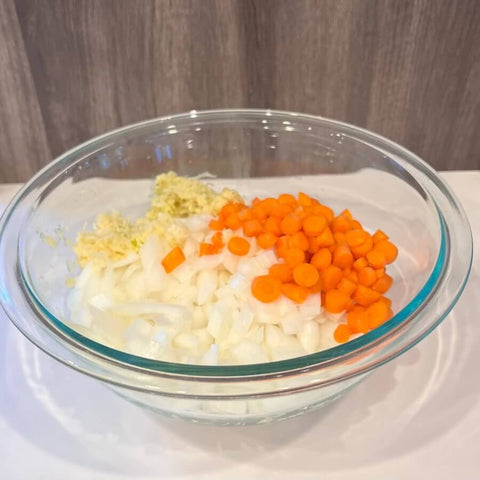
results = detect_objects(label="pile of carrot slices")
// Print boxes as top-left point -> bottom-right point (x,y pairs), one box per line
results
162,192 -> 398,344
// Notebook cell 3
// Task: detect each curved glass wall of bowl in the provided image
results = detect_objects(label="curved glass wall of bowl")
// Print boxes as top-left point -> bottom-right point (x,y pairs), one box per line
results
0,110 -> 472,424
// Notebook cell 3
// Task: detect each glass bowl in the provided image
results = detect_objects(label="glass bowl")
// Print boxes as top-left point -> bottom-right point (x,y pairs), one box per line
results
0,109 -> 472,425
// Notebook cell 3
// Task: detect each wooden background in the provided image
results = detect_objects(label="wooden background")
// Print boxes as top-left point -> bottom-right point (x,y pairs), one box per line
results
1,0 -> 479,183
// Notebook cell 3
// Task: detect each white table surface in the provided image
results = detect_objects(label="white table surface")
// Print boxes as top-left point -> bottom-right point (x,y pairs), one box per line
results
1,171 -> 479,480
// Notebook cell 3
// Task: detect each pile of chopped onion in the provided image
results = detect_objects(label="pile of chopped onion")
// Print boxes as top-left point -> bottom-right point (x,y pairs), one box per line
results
67,214 -> 339,365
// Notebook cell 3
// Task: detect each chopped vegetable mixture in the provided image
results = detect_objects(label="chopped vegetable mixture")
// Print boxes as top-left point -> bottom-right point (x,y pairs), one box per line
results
67,172 -> 397,365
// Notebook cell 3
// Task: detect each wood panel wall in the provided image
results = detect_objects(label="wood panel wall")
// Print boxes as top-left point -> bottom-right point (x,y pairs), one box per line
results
1,0 -> 479,182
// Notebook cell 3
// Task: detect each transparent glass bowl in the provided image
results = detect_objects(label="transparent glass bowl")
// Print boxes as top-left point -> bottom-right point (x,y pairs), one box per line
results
0,109 -> 472,425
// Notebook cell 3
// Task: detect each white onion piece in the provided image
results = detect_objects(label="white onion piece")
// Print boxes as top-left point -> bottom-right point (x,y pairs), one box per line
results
223,254 -> 239,274
281,312 -> 304,335
246,324 -> 264,344
107,301 -> 188,321
229,341 -> 269,364
297,320 -> 321,353
201,344 -> 219,365
207,303 -> 231,341
318,321 -> 339,350
173,332 -> 199,351
140,236 -> 164,270
270,339 -> 306,362
123,318 -> 166,359
298,293 -> 321,319
197,269 -> 218,305
192,329 -> 213,350
228,272 -> 249,292
113,253 -> 140,269
326,311 -> 346,322
265,325 -> 286,349
192,306 -> 208,328
181,214 -> 210,232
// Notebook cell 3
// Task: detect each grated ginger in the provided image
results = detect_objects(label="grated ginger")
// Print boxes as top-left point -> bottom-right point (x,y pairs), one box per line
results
147,171 -> 242,219
74,172 -> 242,268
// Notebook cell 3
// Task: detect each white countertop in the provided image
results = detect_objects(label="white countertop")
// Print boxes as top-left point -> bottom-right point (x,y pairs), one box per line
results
1,171 -> 479,480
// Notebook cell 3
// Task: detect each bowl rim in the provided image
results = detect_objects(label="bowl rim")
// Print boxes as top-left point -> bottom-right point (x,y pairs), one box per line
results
0,108 -> 473,384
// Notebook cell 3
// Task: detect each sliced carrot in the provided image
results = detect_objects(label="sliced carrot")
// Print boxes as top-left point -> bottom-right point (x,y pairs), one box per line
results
334,324 -> 351,343
271,203 -> 293,218
208,219 -> 223,231
331,215 -> 350,233
293,205 -> 308,220
349,220 -> 363,230
372,229 -> 389,245
220,202 -> 244,218
320,265 -> 343,290
345,299 -> 356,312
293,263 -> 319,288
278,193 -> 297,205
310,277 -> 323,293
337,277 -> 357,296
219,203 -> 236,218
353,257 -> 368,271
238,208 -> 253,222
366,248 -> 387,268
332,244 -> 353,269
161,246 -> 185,273
378,296 -> 392,308
334,232 -> 346,244
275,235 -> 289,258
257,232 -> 278,249
345,229 -> 370,247
211,232 -> 223,248
311,248 -> 332,271
269,263 -> 293,283
350,237 -> 374,258
260,197 -> 278,214
358,267 -> 376,287
311,204 -> 334,223
281,283 -> 309,303
284,247 -> 305,267
298,192 -> 312,206
223,213 -> 241,230
276,235 -> 289,250
324,289 -> 350,313
375,267 -> 385,279
366,301 -> 390,329
288,231 -> 309,251
264,216 -> 282,235
308,236 -> 321,254
352,284 -> 381,307
228,236 -> 250,256
347,308 -> 369,333
280,214 -> 302,235
302,215 -> 327,236
251,275 -> 282,303
242,219 -> 263,237
252,204 -> 269,220
340,209 -> 353,221
347,270 -> 359,283
199,242 -> 217,256
375,240 -> 398,263
372,273 -> 393,293
315,227 -> 335,247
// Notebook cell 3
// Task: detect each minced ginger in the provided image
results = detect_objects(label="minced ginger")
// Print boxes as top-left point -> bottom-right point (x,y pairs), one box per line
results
74,172 -> 242,268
